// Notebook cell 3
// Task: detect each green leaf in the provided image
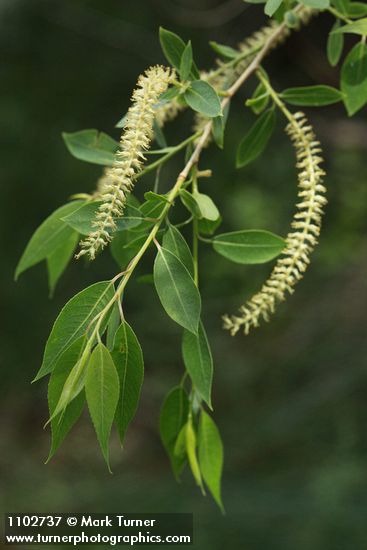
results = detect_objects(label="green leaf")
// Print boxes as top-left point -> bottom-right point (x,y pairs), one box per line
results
111,322 -> 144,444
35,281 -> 115,381
115,113 -> 127,129
62,201 -> 142,235
212,102 -> 230,149
331,0 -> 349,13
159,88 -> 181,103
47,342 -> 89,423
159,27 -> 187,70
341,42 -> 367,115
347,2 -> 367,18
333,18 -> 367,36
85,343 -> 120,470
198,216 -> 222,236
163,225 -> 195,278
193,192 -> 220,221
144,191 -> 170,203
159,386 -> 189,478
180,41 -> 193,81
182,321 -> 213,408
185,418 -> 205,493
209,42 -> 239,59
153,119 -> 167,148
184,81 -> 222,118
62,130 -> 119,166
159,27 -> 199,78
110,231 -> 147,269
180,190 -> 220,221
174,424 -> 187,459
198,411 -> 224,512
280,85 -> 344,106
236,109 -> 276,168
47,337 -> 86,462
47,231 -> 79,297
301,0 -> 330,7
265,0 -> 283,16
138,197 -> 166,230
153,246 -> 201,334
246,83 -> 269,114
327,21 -> 344,67
213,230 -> 285,264
179,189 -> 201,218
106,301 -> 121,351
15,201 -> 83,280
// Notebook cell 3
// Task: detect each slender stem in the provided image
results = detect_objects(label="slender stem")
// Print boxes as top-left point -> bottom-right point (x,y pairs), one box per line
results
328,6 -> 352,24
137,133 -> 200,179
192,169 -> 199,286
208,44 -> 262,82
257,70 -> 295,125
153,164 -> 162,193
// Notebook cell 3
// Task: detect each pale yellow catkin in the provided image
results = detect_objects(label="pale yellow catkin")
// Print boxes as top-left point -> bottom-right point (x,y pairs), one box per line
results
223,112 -> 327,335
77,65 -> 174,260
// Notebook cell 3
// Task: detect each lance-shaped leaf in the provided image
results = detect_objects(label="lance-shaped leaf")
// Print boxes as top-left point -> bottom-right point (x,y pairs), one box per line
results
46,337 -> 86,462
47,342 -> 90,423
62,129 -> 119,166
280,85 -> 344,106
209,42 -> 238,60
111,322 -> 144,444
163,225 -> 195,278
15,201 -> 83,280
62,201 -> 142,234
246,83 -> 269,115
212,101 -> 230,148
347,3 -> 367,17
301,0 -> 329,7
159,27 -> 199,78
154,246 -> 201,334
185,418 -> 205,493
333,17 -> 367,36
182,321 -> 213,408
265,0 -> 283,17
213,230 -> 285,264
47,232 -> 79,297
159,386 -> 189,478
106,302 -> 121,351
85,343 -> 120,470
341,42 -> 367,115
236,109 -> 276,168
35,281 -> 115,381
198,411 -> 224,512
184,81 -> 222,118
180,41 -> 193,81
327,21 -> 344,67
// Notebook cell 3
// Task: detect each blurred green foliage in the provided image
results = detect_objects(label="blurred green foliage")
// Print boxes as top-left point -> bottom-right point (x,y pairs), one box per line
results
1,0 -> 367,548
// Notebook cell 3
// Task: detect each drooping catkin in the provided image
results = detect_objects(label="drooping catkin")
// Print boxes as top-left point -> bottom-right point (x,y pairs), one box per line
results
77,65 -> 174,260
223,112 -> 327,335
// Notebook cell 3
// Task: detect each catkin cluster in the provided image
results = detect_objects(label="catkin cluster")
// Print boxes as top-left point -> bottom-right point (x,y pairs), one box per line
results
77,65 -> 174,260
223,112 -> 327,335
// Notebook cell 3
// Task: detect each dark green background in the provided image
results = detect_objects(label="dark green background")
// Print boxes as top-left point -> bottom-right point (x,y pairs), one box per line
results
2,1 -> 367,548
